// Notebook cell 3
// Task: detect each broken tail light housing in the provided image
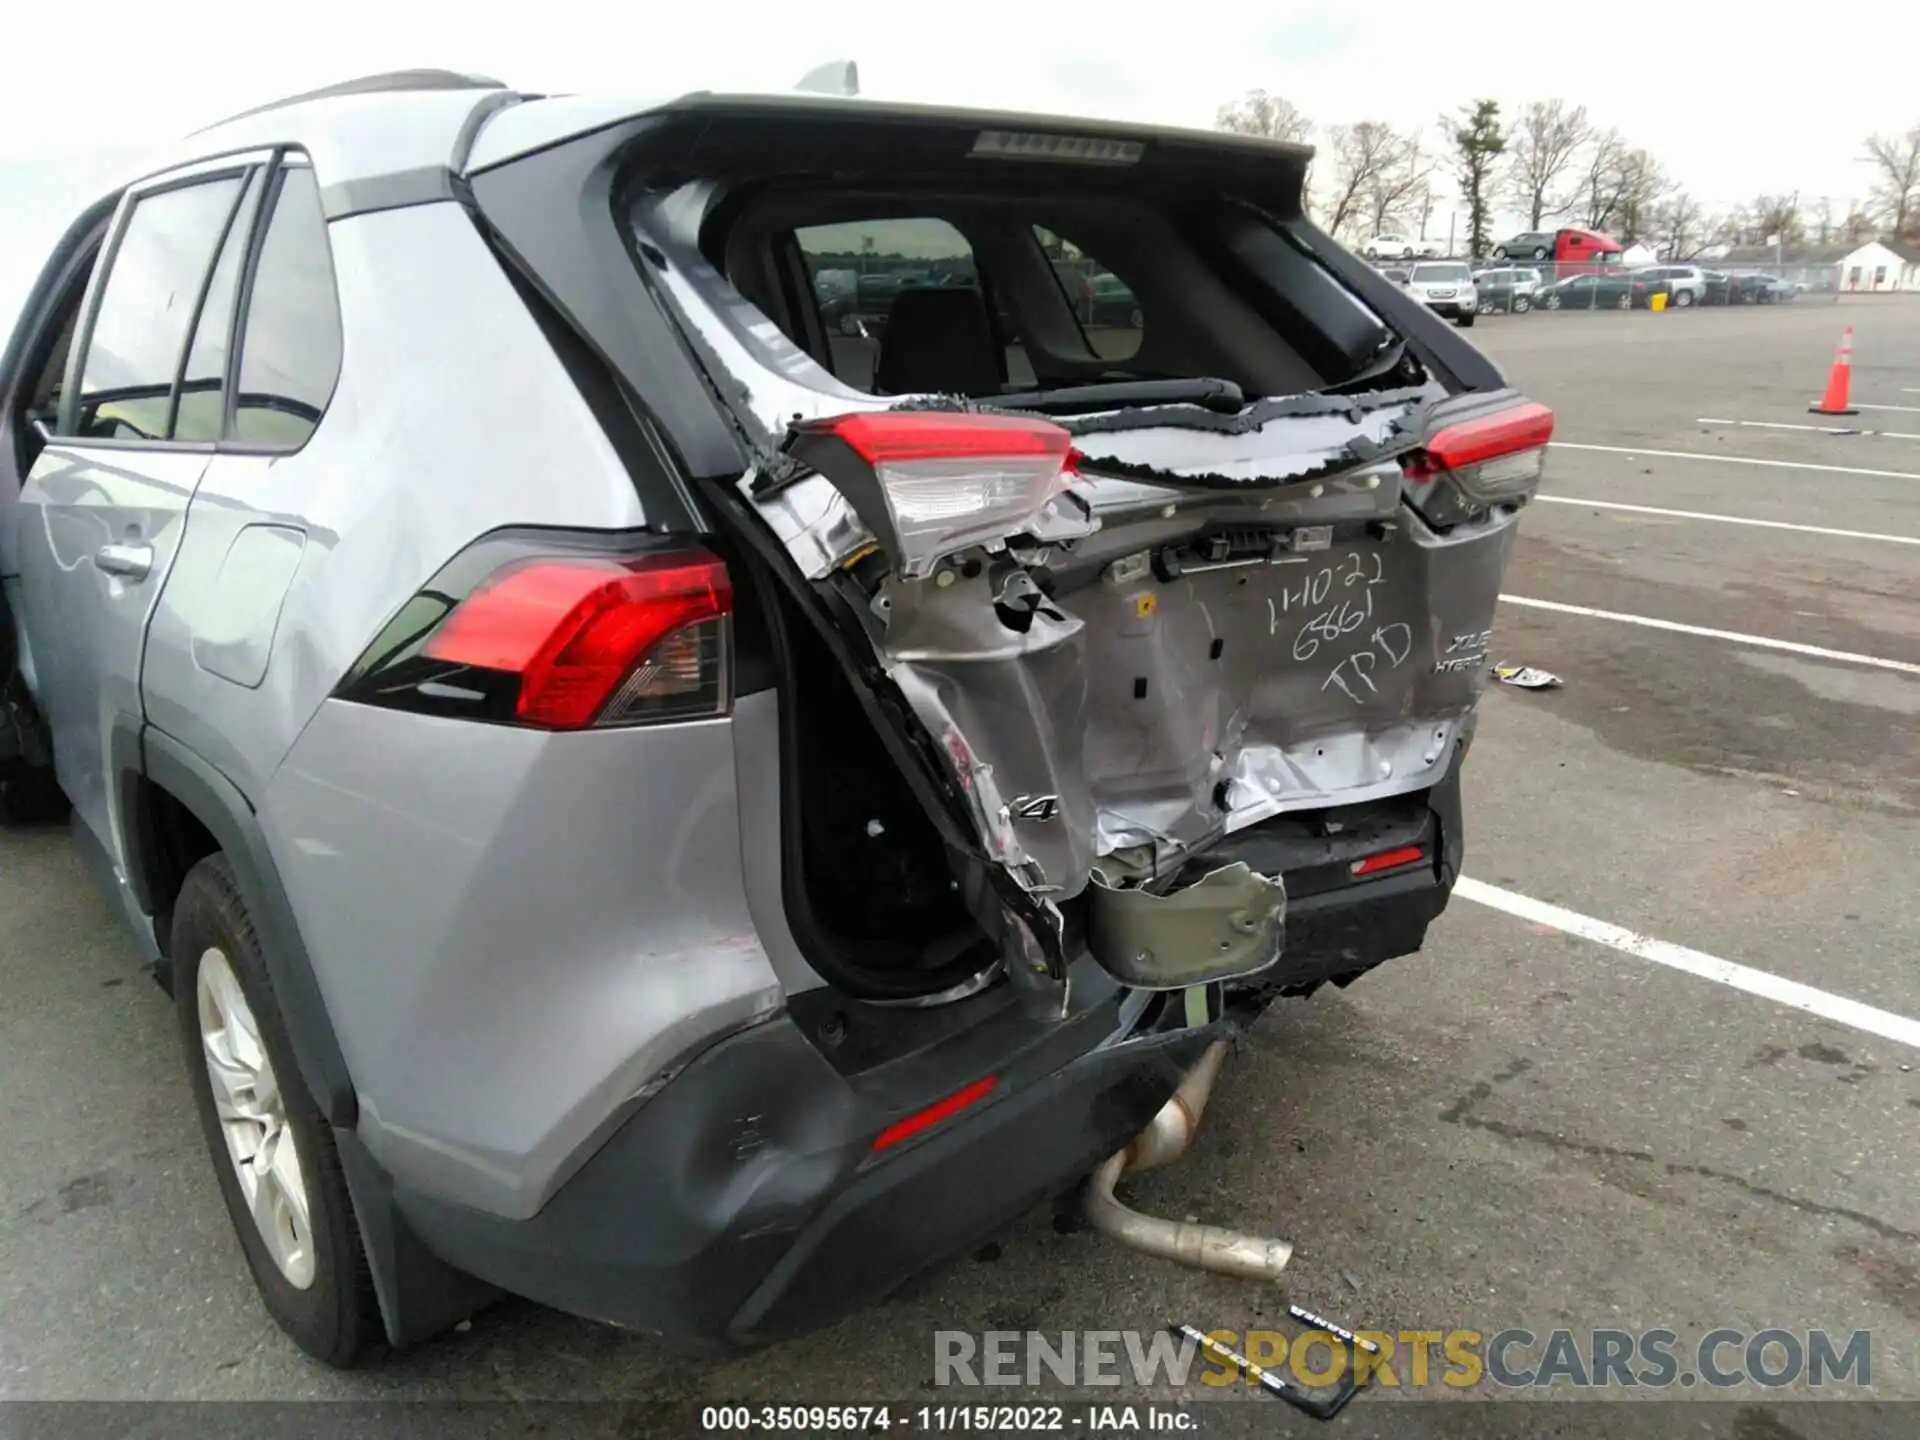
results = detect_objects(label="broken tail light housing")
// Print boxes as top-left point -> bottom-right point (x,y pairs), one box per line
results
1402,400 -> 1555,506
790,411 -> 1080,580
336,531 -> 732,729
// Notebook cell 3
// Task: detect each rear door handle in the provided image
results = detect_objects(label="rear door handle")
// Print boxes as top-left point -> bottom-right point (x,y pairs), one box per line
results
95,541 -> 154,581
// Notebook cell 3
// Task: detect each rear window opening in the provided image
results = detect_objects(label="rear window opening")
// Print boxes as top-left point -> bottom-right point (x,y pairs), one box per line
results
685,171 -> 1417,417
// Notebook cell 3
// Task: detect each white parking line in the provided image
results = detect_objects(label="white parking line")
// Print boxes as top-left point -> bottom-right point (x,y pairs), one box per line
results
1552,441 -> 1920,481
1533,495 -> 1920,546
1497,596 -> 1920,675
1697,416 -> 1920,441
1855,403 -> 1920,414
1456,879 -> 1920,1050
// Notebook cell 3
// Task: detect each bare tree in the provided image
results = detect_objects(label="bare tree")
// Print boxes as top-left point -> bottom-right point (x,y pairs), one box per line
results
1363,135 -> 1435,236
1842,206 -> 1877,244
1656,191 -> 1704,259
1863,126 -> 1920,237
1324,122 -> 1413,238
1217,90 -> 1316,217
1613,150 -> 1669,242
1505,100 -> 1591,229
1216,90 -> 1314,144
1749,193 -> 1805,248
1579,128 -> 1629,231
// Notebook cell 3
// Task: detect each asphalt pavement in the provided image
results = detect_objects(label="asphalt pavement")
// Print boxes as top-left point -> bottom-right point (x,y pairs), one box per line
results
2,296 -> 1916,1426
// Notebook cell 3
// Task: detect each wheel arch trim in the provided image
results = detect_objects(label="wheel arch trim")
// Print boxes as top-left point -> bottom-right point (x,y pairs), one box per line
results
140,727 -> 358,1128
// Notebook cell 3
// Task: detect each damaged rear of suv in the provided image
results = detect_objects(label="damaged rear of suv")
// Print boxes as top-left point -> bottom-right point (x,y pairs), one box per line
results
3,75 -> 1552,1368
536,94 -> 1549,1008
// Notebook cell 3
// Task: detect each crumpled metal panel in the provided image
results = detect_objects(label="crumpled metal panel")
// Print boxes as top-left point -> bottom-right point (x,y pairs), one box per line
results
867,489 -> 1515,901
1087,862 -> 1287,989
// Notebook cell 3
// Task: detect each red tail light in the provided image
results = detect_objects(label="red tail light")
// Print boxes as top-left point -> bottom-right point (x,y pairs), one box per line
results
337,538 -> 732,730
817,410 -> 1074,464
1402,400 -> 1554,505
794,412 -> 1079,579
1423,401 -> 1555,469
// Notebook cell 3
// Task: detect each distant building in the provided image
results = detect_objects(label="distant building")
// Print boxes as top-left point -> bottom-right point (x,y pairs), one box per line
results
1718,243 -> 1857,267
1837,239 -> 1920,292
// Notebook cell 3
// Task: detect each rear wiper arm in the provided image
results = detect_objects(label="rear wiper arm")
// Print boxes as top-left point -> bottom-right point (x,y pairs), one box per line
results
992,376 -> 1247,415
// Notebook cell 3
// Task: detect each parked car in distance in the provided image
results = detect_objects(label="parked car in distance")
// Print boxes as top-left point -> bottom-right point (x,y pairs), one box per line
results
1473,267 -> 1544,313
1086,270 -> 1142,328
1404,260 -> 1479,326
0,70 -> 1552,1368
1491,227 -> 1623,272
1735,278 -> 1789,309
1631,265 -> 1707,307
1536,271 -> 1671,310
1363,232 -> 1441,260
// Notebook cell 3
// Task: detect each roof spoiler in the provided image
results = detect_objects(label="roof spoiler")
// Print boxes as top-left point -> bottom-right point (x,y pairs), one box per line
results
793,60 -> 859,97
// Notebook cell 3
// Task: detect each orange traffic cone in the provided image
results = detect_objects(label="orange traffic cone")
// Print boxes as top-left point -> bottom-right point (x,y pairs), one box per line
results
1809,326 -> 1858,416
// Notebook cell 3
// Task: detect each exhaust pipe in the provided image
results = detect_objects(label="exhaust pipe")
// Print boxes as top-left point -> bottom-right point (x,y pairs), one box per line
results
1083,1040 -> 1294,1280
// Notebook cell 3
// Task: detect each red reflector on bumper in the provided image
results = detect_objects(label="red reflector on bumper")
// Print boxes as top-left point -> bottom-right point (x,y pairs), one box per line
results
871,1075 -> 998,1152
1352,846 -> 1426,877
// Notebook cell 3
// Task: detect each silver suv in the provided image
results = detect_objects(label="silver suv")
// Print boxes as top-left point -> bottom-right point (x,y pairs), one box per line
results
1404,262 -> 1480,327
0,71 -> 1552,1364
1634,265 -> 1708,307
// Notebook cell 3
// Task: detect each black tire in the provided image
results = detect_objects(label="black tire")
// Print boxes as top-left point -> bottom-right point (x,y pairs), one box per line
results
1456,311 -> 1476,328
1514,296 -> 1532,313
1674,289 -> 1695,307
0,766 -> 69,824
172,854 -> 380,1367
1617,294 -> 1631,310
1532,246 -> 1549,260
1543,293 -> 1561,310
1492,246 -> 1508,259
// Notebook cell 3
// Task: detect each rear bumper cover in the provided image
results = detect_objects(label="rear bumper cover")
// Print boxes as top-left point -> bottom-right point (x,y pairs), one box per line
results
394,984 -> 1216,1347
378,756 -> 1469,1347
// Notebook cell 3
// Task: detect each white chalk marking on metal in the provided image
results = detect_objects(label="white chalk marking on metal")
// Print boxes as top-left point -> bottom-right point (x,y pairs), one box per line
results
1456,878 -> 1920,1051
1496,596 -> 1920,675
1697,416 -> 1920,441
1532,495 -> 1920,547
1551,441 -> 1920,481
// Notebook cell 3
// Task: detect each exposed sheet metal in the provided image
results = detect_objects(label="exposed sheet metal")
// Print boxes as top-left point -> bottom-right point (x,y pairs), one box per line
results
1088,863 -> 1286,989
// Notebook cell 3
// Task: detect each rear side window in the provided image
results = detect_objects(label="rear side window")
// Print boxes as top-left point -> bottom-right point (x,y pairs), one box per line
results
174,170 -> 267,443
70,175 -> 245,440
797,217 -> 985,393
232,166 -> 342,448
1033,227 -> 1142,363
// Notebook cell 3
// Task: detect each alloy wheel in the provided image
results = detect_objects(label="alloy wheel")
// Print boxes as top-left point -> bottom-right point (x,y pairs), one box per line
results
197,946 -> 315,1289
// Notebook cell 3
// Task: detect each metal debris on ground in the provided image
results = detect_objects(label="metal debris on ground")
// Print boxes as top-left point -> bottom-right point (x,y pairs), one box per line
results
1492,663 -> 1564,689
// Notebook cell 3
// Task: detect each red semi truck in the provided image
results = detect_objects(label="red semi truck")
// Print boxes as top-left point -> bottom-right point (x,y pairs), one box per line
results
1491,227 -> 1623,271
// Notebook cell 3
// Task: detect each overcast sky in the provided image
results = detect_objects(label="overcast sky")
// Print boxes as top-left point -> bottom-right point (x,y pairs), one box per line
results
2,0 -> 1913,301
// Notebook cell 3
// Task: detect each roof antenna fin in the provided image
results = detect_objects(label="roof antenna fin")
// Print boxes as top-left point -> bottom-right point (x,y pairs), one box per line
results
794,60 -> 859,97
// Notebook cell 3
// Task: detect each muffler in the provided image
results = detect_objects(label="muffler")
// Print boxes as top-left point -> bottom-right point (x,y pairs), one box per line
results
1083,1039 -> 1294,1280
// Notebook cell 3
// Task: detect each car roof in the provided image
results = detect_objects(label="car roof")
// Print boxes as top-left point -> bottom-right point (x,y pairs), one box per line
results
460,87 -> 1317,172
83,72 -> 1320,220
90,73 -> 508,213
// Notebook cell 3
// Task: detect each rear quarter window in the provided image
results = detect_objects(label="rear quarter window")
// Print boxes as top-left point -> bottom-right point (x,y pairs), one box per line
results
231,165 -> 342,449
